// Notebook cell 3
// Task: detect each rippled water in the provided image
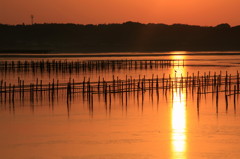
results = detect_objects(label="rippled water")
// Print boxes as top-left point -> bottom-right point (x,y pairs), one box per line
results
1,51 -> 240,159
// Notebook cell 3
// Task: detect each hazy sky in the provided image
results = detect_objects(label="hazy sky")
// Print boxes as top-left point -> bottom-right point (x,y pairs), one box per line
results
1,0 -> 239,26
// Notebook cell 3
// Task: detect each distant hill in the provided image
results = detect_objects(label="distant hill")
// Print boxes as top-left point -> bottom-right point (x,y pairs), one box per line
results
0,22 -> 240,53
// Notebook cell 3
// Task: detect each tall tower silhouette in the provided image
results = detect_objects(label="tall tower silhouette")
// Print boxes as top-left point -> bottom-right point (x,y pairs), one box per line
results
31,15 -> 34,25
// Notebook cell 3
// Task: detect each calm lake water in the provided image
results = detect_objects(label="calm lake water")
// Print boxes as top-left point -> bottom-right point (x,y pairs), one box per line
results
1,51 -> 240,159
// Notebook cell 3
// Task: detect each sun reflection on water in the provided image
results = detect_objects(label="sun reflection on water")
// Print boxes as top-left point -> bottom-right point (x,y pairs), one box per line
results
171,53 -> 187,159
172,92 -> 186,157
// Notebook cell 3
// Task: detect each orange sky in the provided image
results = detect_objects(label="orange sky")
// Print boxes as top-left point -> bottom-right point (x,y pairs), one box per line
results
1,0 -> 240,26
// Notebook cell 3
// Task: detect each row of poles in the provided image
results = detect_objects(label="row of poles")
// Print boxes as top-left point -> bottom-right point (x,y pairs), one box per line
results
1,71 -> 240,110
0,59 -> 183,74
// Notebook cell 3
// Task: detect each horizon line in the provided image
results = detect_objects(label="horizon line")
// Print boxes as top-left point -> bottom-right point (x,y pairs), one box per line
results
0,21 -> 238,28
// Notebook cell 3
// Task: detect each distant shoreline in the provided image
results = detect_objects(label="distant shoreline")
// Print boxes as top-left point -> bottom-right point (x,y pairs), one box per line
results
1,49 -> 240,54
1,22 -> 240,54
1,51 -> 240,59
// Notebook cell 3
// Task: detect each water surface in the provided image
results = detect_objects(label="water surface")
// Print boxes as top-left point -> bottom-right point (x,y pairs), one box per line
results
1,51 -> 240,159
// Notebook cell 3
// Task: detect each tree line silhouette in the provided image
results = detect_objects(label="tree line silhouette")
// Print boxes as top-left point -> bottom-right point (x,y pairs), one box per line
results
0,22 -> 240,53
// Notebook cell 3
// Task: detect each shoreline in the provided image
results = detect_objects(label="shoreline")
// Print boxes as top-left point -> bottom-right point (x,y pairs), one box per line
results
1,51 -> 240,58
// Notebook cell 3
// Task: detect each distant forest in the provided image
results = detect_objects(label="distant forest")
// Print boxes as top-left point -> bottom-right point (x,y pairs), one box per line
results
1,21 -> 240,53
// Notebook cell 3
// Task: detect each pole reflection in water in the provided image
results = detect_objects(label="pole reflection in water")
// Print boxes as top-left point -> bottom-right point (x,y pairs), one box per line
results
171,53 -> 187,159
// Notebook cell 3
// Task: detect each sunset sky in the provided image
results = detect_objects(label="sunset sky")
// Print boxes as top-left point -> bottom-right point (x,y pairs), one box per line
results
1,0 -> 239,26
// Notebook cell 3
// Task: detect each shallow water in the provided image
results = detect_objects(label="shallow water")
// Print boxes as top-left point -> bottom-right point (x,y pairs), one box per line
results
1,51 -> 240,159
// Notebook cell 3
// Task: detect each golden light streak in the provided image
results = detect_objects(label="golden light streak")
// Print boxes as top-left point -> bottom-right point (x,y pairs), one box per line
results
171,52 -> 187,159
